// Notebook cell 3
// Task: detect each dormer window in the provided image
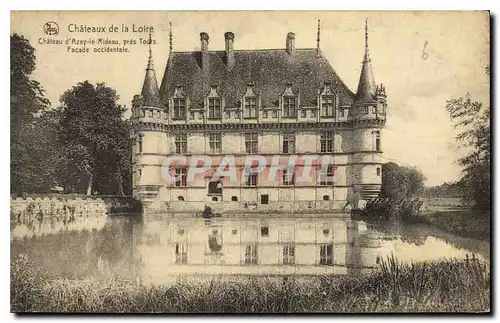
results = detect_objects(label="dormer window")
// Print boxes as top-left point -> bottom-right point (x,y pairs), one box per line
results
171,86 -> 188,120
244,97 -> 257,118
283,96 -> 296,118
281,83 -> 297,118
208,98 -> 222,119
321,96 -> 335,117
319,82 -> 338,118
206,85 -> 223,119
173,99 -> 186,119
242,82 -> 258,119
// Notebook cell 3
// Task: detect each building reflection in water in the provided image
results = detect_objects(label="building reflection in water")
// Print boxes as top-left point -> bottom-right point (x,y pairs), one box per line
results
11,214 -> 487,285
136,217 -> 380,284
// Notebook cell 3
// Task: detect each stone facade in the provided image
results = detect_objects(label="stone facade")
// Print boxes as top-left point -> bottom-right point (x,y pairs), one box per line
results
131,22 -> 387,213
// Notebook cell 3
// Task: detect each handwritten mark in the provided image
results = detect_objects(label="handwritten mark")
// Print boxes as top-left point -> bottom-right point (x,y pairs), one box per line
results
421,41 -> 429,60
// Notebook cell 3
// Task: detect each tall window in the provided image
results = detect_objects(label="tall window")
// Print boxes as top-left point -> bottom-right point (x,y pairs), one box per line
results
282,133 -> 295,154
173,98 -> 186,120
320,132 -> 334,153
245,133 -> 258,154
375,131 -> 381,151
245,170 -> 258,186
321,96 -> 335,117
244,97 -> 257,118
319,243 -> 333,265
175,242 -> 188,264
209,133 -> 221,154
175,168 -> 187,187
320,165 -> 335,186
283,96 -> 296,118
282,169 -> 295,186
137,134 -> 143,153
208,98 -> 222,119
245,243 -> 258,265
282,244 -> 295,265
377,167 -> 381,176
175,133 -> 187,154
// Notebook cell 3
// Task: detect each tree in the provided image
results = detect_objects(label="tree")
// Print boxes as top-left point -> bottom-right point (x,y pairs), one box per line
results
59,81 -> 132,195
445,92 -> 490,210
19,109 -> 65,193
381,162 -> 426,202
11,34 -> 51,195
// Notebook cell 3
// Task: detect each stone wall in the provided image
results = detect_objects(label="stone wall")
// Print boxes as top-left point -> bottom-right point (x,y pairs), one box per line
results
147,199 -> 349,215
11,195 -> 141,226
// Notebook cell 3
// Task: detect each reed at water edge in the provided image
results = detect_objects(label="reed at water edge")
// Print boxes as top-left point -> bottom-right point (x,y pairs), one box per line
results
11,253 -> 489,313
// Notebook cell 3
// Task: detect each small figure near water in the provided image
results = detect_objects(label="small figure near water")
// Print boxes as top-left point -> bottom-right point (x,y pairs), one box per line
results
202,205 -> 213,219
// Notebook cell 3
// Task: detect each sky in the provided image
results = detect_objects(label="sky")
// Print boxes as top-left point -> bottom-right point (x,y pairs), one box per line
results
10,11 -> 490,186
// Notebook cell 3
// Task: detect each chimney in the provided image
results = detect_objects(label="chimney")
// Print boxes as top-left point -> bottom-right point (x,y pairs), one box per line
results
224,32 -> 235,70
200,32 -> 209,70
286,32 -> 295,55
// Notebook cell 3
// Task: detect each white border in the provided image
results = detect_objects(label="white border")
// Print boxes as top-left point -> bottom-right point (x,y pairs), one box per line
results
2,1 -> 497,322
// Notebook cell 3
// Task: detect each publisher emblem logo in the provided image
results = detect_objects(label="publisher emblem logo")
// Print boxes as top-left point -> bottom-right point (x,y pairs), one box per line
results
43,21 -> 59,36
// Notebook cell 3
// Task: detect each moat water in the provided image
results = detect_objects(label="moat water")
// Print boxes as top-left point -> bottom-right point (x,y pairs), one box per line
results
11,212 -> 489,285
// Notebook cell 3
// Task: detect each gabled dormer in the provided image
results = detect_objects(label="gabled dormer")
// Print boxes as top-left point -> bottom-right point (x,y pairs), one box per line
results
170,86 -> 188,121
242,82 -> 258,119
318,81 -> 339,118
205,85 -> 224,120
280,82 -> 299,118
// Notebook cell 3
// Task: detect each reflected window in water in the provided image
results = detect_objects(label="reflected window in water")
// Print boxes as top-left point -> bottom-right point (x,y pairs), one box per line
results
175,242 -> 188,264
282,243 -> 295,265
319,243 -> 333,265
245,243 -> 258,265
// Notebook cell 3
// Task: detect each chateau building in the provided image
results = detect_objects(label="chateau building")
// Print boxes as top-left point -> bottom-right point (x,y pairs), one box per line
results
131,21 -> 387,212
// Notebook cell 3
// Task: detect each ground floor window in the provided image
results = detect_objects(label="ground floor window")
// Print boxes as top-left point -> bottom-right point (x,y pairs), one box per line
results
261,194 -> 269,204
175,242 -> 188,264
319,243 -> 333,265
282,243 -> 295,265
245,243 -> 258,265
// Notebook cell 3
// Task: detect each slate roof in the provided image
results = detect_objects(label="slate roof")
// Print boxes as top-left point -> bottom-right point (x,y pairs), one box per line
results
141,55 -> 161,107
158,49 -> 355,109
355,49 -> 377,103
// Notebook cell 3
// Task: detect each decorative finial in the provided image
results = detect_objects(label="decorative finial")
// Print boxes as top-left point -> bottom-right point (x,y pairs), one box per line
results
146,32 -> 154,70
169,21 -> 173,53
316,19 -> 321,56
363,18 -> 370,62
148,32 -> 152,57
